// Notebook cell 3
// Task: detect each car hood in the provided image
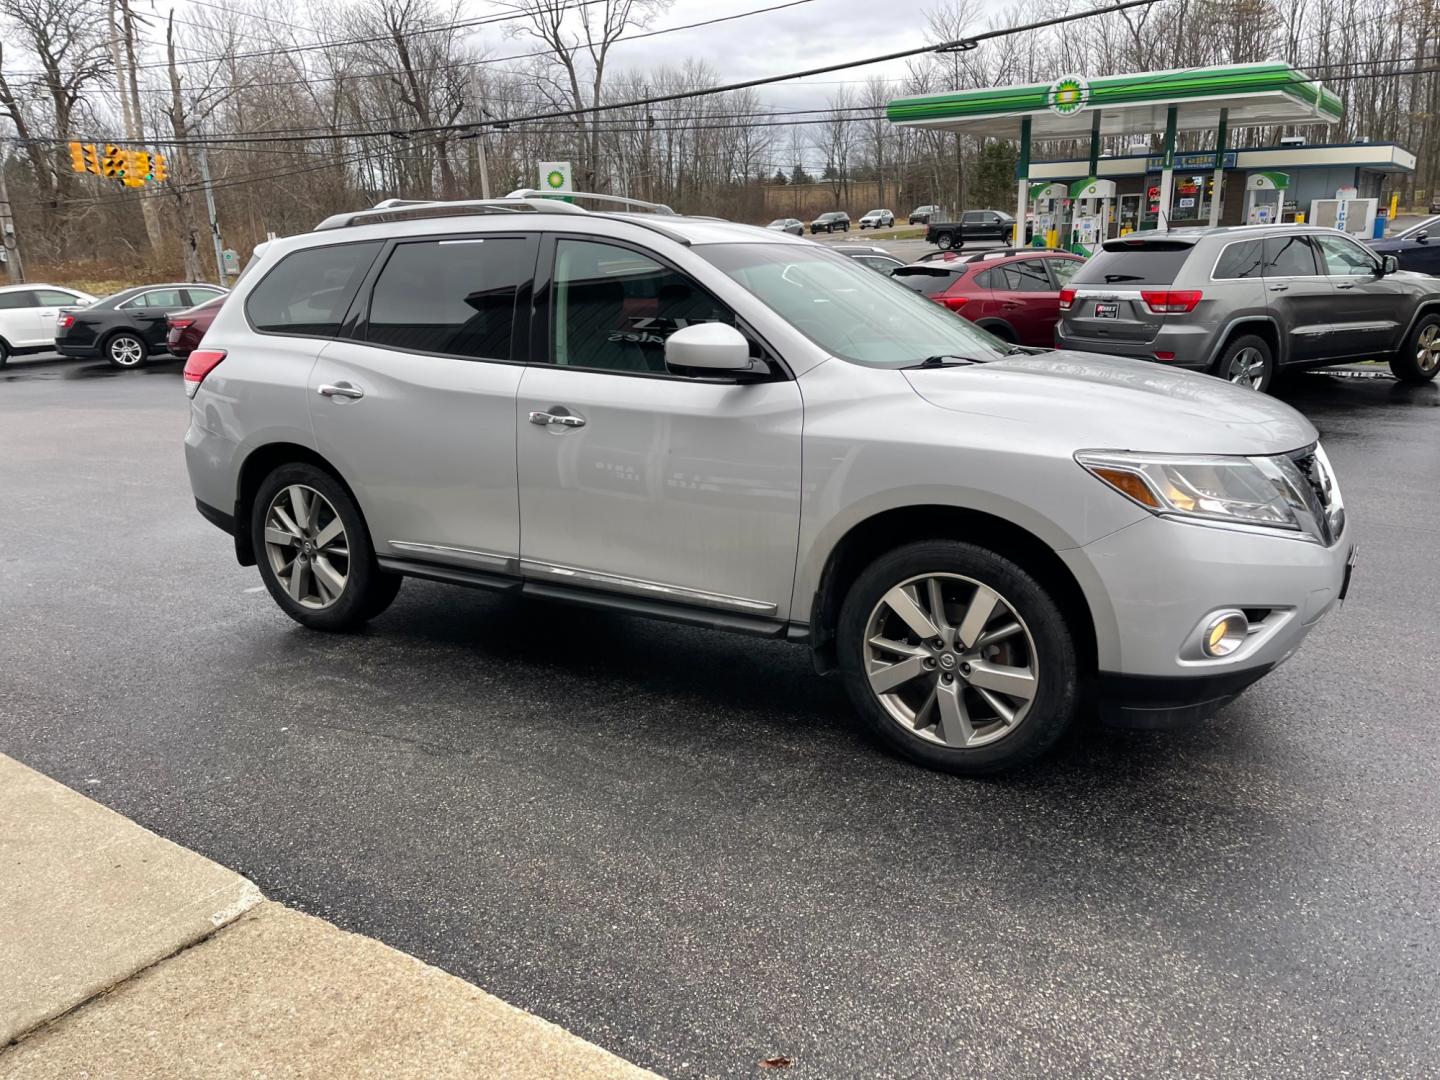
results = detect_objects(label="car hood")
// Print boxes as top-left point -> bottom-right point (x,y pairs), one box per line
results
903,351 -> 1317,456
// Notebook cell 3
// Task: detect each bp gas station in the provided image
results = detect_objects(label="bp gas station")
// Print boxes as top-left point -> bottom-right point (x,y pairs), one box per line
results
887,63 -> 1416,253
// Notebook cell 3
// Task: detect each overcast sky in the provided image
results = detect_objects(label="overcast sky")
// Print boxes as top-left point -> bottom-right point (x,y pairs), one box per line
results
460,0 -> 1005,114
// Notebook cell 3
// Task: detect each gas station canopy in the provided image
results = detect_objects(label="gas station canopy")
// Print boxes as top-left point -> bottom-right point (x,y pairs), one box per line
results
886,63 -> 1342,138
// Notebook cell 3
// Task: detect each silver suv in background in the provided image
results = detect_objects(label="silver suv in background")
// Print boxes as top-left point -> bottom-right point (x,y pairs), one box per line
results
185,195 -> 1353,775
1055,226 -> 1440,392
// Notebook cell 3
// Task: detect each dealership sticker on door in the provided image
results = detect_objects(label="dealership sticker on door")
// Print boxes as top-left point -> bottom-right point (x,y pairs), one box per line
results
1093,301 -> 1119,318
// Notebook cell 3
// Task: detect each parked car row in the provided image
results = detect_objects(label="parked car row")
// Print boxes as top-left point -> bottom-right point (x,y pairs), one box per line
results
0,281 -> 227,368
765,209 -> 899,236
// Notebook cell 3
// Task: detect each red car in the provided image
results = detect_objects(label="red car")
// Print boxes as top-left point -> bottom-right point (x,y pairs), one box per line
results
892,249 -> 1086,348
165,294 -> 226,358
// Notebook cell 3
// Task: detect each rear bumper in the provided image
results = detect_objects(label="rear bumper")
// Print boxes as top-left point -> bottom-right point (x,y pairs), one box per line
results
1054,324 -> 1211,369
55,343 -> 100,358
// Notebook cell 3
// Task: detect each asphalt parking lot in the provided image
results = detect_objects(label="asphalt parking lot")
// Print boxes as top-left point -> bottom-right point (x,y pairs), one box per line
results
2,355 -> 1438,1078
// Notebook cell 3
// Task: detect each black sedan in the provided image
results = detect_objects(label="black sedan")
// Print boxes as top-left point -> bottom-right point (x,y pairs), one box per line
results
56,283 -> 228,368
1369,215 -> 1440,275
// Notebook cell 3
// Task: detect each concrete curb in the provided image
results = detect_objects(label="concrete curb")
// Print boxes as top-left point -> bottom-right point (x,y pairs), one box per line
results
0,755 -> 661,1079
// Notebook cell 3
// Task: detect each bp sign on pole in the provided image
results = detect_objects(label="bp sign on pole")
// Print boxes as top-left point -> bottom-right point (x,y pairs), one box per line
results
538,161 -> 572,193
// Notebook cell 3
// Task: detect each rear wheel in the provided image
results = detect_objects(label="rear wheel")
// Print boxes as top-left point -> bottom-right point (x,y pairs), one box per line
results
0,339 -> 9,368
251,463 -> 401,631
1213,334 -> 1274,392
105,332 -> 147,369
936,233 -> 954,251
1391,313 -> 1440,383
837,540 -> 1079,775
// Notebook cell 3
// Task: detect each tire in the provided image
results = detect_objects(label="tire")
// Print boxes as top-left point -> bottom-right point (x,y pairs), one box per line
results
104,332 -> 147,369
0,339 -> 9,369
250,463 -> 397,631
982,323 -> 1017,344
1391,313 -> 1440,383
837,540 -> 1079,776
1212,334 -> 1274,392
936,232 -> 954,251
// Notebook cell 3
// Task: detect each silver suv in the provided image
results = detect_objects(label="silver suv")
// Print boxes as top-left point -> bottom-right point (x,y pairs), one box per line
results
184,195 -> 1354,775
1055,225 -> 1440,392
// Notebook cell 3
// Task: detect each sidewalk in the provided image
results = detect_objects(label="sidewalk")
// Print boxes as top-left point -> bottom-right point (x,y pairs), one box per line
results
0,754 -> 661,1079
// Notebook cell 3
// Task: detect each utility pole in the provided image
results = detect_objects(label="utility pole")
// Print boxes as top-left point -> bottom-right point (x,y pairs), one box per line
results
197,146 -> 227,287
0,142 -> 24,283
476,132 -> 492,200
115,0 -> 164,254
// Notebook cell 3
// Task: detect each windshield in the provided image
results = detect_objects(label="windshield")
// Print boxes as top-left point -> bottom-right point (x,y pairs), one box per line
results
1398,216 -> 1440,240
694,243 -> 1009,367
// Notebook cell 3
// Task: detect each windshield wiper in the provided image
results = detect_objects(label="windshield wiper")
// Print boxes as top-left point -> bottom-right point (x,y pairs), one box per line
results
903,354 -> 980,369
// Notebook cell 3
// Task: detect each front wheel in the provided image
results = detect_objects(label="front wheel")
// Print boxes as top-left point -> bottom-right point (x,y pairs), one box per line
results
837,540 -> 1079,775
251,463 -> 401,631
0,339 -> 9,368
935,233 -> 954,251
1213,334 -> 1274,392
105,332 -> 147,369
1392,314 -> 1440,383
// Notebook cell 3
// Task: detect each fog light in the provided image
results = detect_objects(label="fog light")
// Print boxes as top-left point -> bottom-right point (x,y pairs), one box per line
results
1202,611 -> 1248,657
1154,351 -> 1176,361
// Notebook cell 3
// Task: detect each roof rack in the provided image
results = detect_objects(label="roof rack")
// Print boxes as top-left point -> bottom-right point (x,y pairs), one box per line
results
504,189 -> 678,216
313,196 -> 587,231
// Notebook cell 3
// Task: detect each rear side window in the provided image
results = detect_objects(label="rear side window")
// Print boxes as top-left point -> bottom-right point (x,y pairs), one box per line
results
1213,240 -> 1264,279
892,267 -> 963,297
1262,235 -> 1320,277
1071,241 -> 1193,286
0,291 -> 37,309
36,289 -> 80,305
1004,260 -> 1052,292
247,241 -> 382,337
366,237 -> 532,360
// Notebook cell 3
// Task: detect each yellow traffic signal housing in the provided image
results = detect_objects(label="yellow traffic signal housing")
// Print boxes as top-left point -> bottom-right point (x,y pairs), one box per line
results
152,155 -> 168,183
121,149 -> 147,187
81,144 -> 101,175
68,142 -> 86,173
102,144 -> 127,179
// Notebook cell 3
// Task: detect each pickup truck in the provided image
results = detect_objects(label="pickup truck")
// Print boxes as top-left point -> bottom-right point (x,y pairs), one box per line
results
925,209 -> 1026,251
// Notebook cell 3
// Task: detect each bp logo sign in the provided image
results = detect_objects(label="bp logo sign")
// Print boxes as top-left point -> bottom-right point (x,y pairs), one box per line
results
1047,76 -> 1090,116
538,160 -> 572,193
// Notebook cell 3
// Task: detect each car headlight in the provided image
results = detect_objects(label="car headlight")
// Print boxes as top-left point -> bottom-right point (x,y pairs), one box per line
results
1076,449 -> 1321,537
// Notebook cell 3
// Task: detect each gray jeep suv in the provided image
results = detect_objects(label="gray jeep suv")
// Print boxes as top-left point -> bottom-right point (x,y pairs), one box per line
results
184,195 -> 1353,776
1055,225 -> 1440,392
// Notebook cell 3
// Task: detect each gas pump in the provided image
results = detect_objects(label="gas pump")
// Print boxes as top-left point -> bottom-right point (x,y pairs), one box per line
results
1068,177 -> 1116,255
1244,171 -> 1288,225
1029,182 -> 1066,248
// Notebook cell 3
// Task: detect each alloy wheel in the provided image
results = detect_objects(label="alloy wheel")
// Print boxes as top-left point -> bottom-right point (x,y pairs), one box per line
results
863,573 -> 1038,749
1416,324 -> 1440,373
1226,347 -> 1267,388
263,484 -> 350,609
109,336 -> 145,367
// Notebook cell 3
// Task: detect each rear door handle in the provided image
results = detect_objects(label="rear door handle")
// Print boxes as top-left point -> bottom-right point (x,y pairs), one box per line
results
529,409 -> 586,429
1268,284 -> 1289,292
1335,282 -> 1356,290
318,382 -> 364,399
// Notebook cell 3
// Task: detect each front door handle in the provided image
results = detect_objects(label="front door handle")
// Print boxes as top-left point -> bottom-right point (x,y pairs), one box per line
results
529,409 -> 587,429
1268,284 -> 1289,292
1335,282 -> 1356,290
318,382 -> 364,399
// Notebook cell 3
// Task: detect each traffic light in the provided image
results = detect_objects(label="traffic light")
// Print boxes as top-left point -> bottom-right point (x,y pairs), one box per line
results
69,141 -> 85,173
152,154 -> 168,183
81,144 -> 100,175
102,144 -> 127,180
122,150 -> 148,188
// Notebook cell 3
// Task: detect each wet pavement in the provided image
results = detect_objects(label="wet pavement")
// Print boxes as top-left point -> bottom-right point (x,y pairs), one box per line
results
1,362 -> 1438,1078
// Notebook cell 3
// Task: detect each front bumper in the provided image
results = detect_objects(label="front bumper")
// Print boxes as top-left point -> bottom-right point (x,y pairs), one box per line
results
1062,513 -> 1353,726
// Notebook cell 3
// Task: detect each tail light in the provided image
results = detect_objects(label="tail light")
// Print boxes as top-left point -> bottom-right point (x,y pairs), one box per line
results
1058,288 -> 1076,311
1154,351 -> 1176,361
169,317 -> 195,330
1141,289 -> 1202,314
57,314 -> 74,330
183,349 -> 226,398
942,295 -> 970,310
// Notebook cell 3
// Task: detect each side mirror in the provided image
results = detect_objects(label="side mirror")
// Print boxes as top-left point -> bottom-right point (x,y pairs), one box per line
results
664,322 -> 753,373
1417,231 -> 1429,243
1382,255 -> 1399,276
